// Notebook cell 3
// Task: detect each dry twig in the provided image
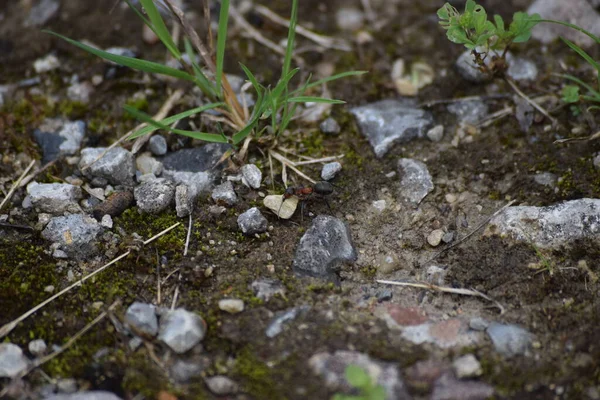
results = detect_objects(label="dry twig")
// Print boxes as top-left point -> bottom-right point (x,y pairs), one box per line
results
0,160 -> 36,211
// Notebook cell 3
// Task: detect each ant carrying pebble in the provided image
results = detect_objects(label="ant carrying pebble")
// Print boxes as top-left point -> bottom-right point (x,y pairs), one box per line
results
278,181 -> 335,220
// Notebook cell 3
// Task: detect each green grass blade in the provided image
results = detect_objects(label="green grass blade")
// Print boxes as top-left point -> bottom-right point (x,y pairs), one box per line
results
282,0 -> 298,82
560,74 -> 600,98
239,63 -> 263,94
272,68 -> 300,104
560,37 -> 600,73
582,96 -> 600,103
216,0 -> 231,96
291,70 -> 367,94
129,102 -> 225,139
538,19 -> 600,45
139,0 -> 181,59
184,39 -> 217,97
286,96 -> 346,104
44,30 -> 196,82
232,118 -> 259,145
124,105 -> 228,143
124,0 -> 153,28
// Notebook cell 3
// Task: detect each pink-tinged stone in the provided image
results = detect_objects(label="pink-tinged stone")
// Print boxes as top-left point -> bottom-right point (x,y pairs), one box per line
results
405,359 -> 450,390
429,319 -> 462,346
386,305 -> 428,326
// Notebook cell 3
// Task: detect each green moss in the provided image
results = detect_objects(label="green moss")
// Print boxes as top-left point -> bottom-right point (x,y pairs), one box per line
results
360,265 -> 377,279
233,347 -> 283,398
114,209 -> 186,251
57,100 -> 88,119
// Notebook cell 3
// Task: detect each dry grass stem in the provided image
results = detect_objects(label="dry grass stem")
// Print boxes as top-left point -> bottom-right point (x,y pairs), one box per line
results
0,160 -> 35,211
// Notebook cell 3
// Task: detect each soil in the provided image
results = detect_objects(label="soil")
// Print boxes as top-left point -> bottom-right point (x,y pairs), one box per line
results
1,0 -> 600,399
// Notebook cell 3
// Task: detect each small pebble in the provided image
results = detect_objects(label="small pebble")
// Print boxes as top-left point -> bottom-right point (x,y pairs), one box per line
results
427,229 -> 445,247
100,214 -> 113,229
148,135 -> 168,156
372,200 -> 386,213
321,162 -> 342,181
452,354 -> 482,378
320,117 -> 341,135
427,124 -> 444,142
28,339 -> 47,356
218,299 -> 245,314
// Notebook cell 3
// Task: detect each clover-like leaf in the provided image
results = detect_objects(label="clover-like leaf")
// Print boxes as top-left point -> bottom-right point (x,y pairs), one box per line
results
345,365 -> 371,388
562,85 -> 580,103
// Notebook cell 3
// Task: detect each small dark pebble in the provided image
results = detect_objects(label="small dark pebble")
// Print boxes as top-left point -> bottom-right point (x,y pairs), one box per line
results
92,191 -> 134,220
377,289 -> 393,303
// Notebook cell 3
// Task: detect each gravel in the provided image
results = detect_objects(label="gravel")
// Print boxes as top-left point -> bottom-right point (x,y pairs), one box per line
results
134,178 -> 175,214
321,162 -> 342,181
241,164 -> 262,189
79,147 -> 136,186
397,158 -> 434,206
237,207 -> 268,235
27,182 -> 82,214
124,302 -> 158,337
211,181 -> 237,206
158,308 -> 207,354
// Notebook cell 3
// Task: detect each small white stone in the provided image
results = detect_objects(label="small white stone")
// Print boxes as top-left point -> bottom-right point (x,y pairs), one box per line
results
427,229 -> 445,247
452,354 -> 482,378
263,195 -> 298,219
372,200 -> 386,213
101,214 -> 113,229
218,299 -> 245,314
28,339 -> 47,356
427,125 -> 444,142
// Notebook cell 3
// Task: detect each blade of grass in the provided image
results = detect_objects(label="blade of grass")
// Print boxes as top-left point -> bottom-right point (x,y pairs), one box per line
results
281,0 -> 298,82
560,38 -> 600,73
286,96 -> 346,104
125,105 -> 228,143
129,102 -> 225,139
537,19 -> 600,45
559,74 -> 600,98
291,70 -> 367,94
139,0 -> 181,59
216,0 -> 231,97
45,31 -> 195,82
184,39 -> 217,97
239,62 -> 263,94
124,0 -> 153,29
232,118 -> 259,145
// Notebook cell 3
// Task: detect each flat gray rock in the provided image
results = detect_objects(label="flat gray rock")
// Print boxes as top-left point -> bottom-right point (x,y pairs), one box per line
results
161,143 -> 231,172
0,343 -> 29,378
241,164 -> 262,189
238,207 -> 268,235
162,170 -> 212,200
25,0 -> 60,26
34,119 -> 85,164
79,147 -> 136,186
309,350 -> 411,400
27,182 -> 82,214
292,215 -> 357,280
321,162 -> 342,181
42,214 -> 103,258
486,323 -> 533,357
351,99 -> 433,158
212,181 -> 237,206
136,153 -> 163,176
158,308 -> 206,354
397,158 -> 434,206
485,198 -> 600,248
44,392 -> 123,400
134,178 -> 175,214
447,101 -> 489,124
124,302 -> 158,337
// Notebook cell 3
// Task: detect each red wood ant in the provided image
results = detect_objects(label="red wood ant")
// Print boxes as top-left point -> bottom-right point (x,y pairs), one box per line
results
279,181 -> 334,220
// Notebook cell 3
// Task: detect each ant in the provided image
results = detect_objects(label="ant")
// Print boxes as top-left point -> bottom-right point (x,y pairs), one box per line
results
278,181 -> 335,220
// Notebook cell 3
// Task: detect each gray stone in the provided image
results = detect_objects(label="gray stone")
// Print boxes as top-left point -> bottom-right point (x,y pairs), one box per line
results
100,214 -> 113,229
57,378 -> 78,394
218,299 -> 245,314
148,135 -> 168,156
528,0 -> 600,48
158,308 -> 206,354
431,373 -> 493,400
514,95 -> 535,133
79,147 -> 136,186
321,162 -> 342,181
124,302 -> 158,337
335,7 -> 364,31
351,99 -> 434,158
507,57 -> 539,81
292,215 -> 357,280
241,164 -> 262,189
170,359 -> 204,383
251,278 -> 286,302
175,185 -> 193,217
533,172 -> 557,187
452,354 -> 482,378
266,306 -> 311,338
456,50 -> 538,83
28,339 -> 47,356
34,119 -> 86,164
486,323 -> 532,356
447,101 -> 489,124
25,0 -> 60,26
136,153 -> 163,176
67,82 -> 94,104
0,343 -> 29,378
594,153 -> 600,169
134,178 -> 175,214
162,170 -> 212,200
161,143 -> 231,172
44,391 -> 123,400
469,317 -> 489,331
320,117 -> 341,135
427,229 -> 444,247
205,376 -> 239,395
238,207 -> 268,235
212,181 -> 237,206
42,214 -> 103,258
34,54 -> 61,73
397,158 -> 434,206
27,183 -> 82,214
400,319 -> 480,349
309,350 -> 411,400
485,199 -> 600,248
427,125 -> 444,142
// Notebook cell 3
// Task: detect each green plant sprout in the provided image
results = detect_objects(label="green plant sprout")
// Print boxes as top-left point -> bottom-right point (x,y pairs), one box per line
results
45,0 -> 365,153
331,364 -> 386,400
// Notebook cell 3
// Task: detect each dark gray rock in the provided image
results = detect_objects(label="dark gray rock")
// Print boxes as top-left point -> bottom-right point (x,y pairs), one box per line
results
211,181 -> 237,206
134,178 -> 175,214
79,147 -> 136,186
309,350 -> 411,400
205,376 -> 239,395
44,392 -> 123,400
528,0 -> 600,48
241,164 -> 262,189
320,117 -> 341,135
25,0 -> 60,26
485,199 -> 600,248
27,183 -> 82,214
486,323 -> 532,357
351,99 -> 433,158
292,215 -> 357,280
321,162 -> 342,181
161,143 -> 231,172
397,158 -> 434,206
0,343 -> 29,378
42,214 -> 103,258
447,101 -> 489,124
124,302 -> 158,337
237,207 -> 268,235
34,119 -> 85,164
251,278 -> 286,302
266,305 -> 310,338
148,135 -> 168,156
158,308 -> 207,354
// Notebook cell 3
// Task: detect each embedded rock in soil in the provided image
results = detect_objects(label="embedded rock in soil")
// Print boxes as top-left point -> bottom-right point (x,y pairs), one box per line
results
0,343 -> 29,378
25,0 -> 60,26
92,191 -> 134,220
292,215 -> 357,280
79,147 -> 136,186
175,185 -> 193,217
148,135 -> 168,156
161,143 -> 231,172
400,319 -> 481,349
124,302 -> 158,337
28,339 -> 47,357
218,299 -> 245,314
335,7 -> 365,31
42,214 -> 103,258
241,164 -> 262,189
211,181 -> 237,206
320,117 -> 341,135
237,207 -> 268,235
205,376 -> 239,395
162,170 -> 212,200
263,195 -> 298,219
34,53 -> 60,73
67,81 -> 94,104
456,50 -> 537,83
135,153 -> 163,176
350,99 -> 434,158
44,391 -> 123,400
309,350 -> 411,400
486,323 -> 533,357
251,278 -> 286,302
158,308 -> 206,354
397,158 -> 434,206
484,198 -> 600,249
33,119 -> 85,164
27,182 -> 82,214
452,354 -> 482,378
134,178 -> 175,214
321,162 -> 342,181
447,100 -> 489,124
266,305 -> 311,338
528,0 -> 600,48
431,373 -> 494,400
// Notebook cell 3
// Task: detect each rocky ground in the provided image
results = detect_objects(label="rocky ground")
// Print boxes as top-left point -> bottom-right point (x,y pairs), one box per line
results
1,0 -> 600,399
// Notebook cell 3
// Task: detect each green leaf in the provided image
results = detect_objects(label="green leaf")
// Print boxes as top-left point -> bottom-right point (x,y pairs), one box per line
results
216,0 -> 230,96
44,30 -> 196,82
472,4 -> 488,34
509,12 -> 540,43
345,365 -> 370,388
184,39 -> 217,98
282,0 -> 298,85
367,385 -> 386,400
562,85 -> 580,103
286,96 -> 345,104
494,14 -> 505,33
139,0 -> 181,59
